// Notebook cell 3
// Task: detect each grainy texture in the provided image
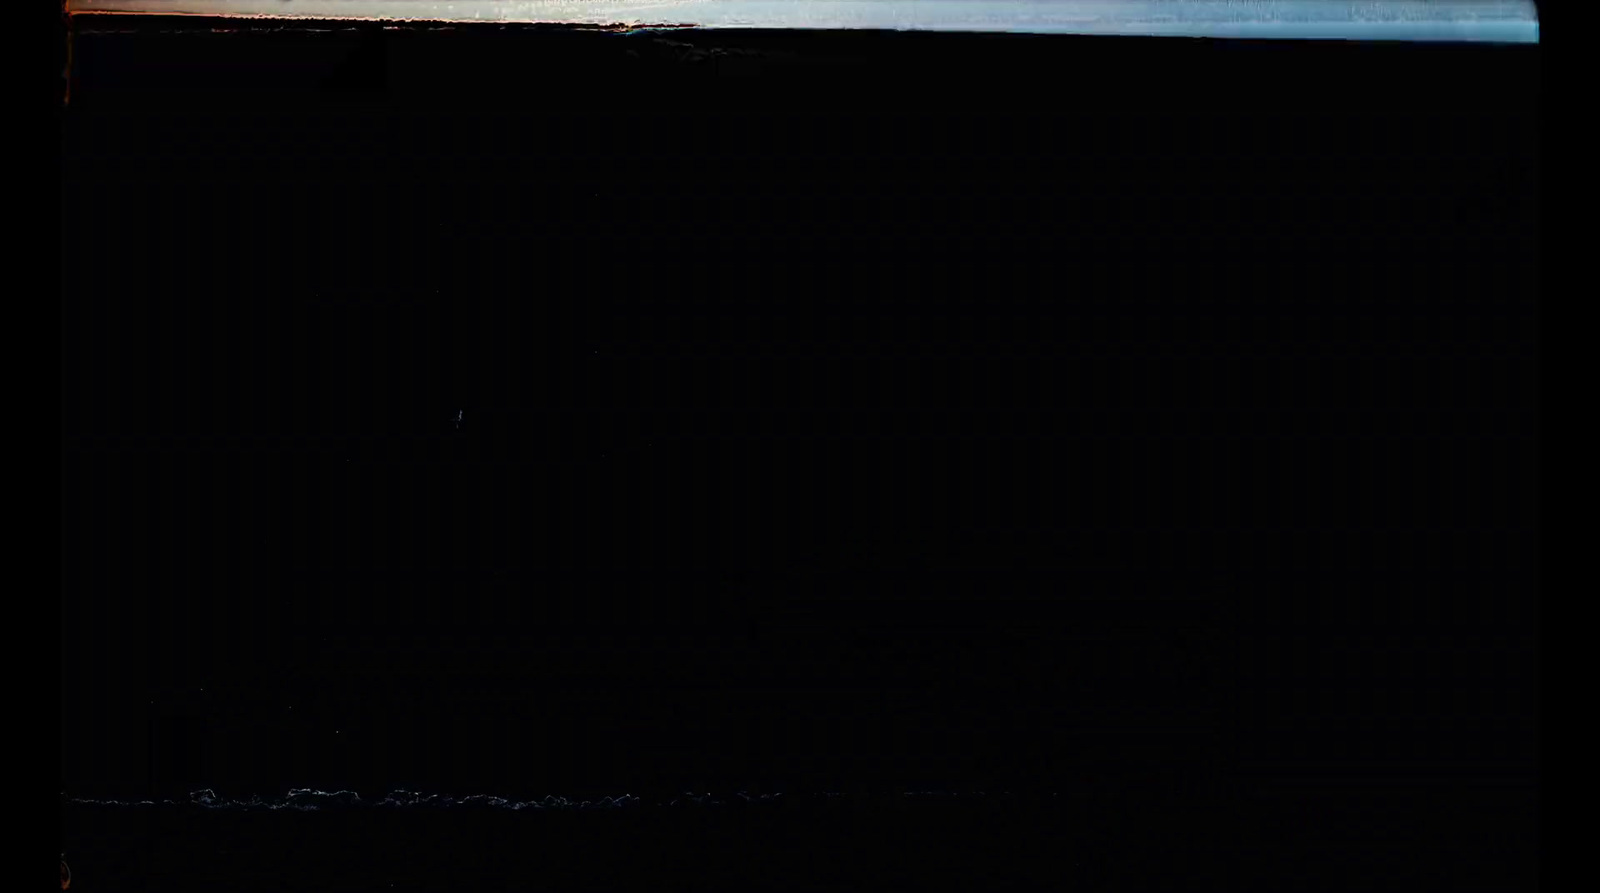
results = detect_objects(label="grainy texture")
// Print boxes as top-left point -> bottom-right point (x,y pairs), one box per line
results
61,16 -> 1538,892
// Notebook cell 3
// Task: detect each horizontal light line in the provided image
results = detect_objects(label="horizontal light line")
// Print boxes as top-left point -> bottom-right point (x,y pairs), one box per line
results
67,1 -> 1539,43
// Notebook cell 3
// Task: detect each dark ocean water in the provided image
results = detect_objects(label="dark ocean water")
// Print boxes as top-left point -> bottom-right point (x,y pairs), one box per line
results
61,15 -> 1538,892
60,784 -> 1536,891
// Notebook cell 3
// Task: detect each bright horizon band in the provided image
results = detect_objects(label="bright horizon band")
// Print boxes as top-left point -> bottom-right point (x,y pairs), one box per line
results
66,1 -> 1540,42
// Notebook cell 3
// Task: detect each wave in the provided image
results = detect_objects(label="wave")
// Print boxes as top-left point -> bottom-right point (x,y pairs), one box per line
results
62,788 -> 1030,810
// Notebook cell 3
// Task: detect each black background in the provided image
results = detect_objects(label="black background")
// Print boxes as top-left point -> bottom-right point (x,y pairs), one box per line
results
61,16 -> 1537,891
